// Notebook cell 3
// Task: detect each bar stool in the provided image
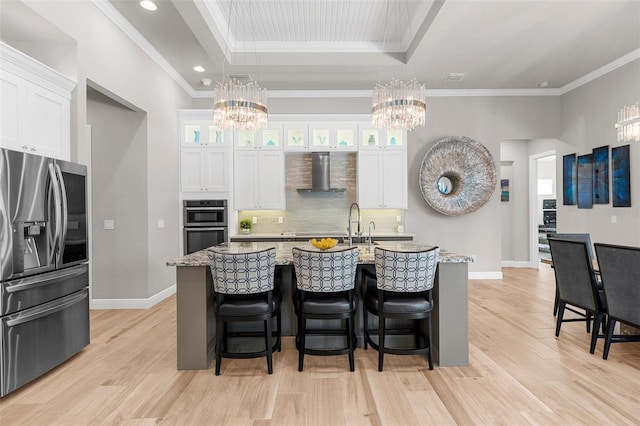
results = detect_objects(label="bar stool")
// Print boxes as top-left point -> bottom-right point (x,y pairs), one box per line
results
292,246 -> 359,372
363,246 -> 439,371
208,247 -> 281,375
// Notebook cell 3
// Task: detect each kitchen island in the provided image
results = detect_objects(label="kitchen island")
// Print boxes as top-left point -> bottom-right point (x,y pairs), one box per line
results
167,241 -> 473,370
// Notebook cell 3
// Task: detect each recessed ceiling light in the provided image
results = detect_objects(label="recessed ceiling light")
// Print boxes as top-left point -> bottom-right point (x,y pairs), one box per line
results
538,81 -> 550,88
193,66 -> 206,73
140,1 -> 157,11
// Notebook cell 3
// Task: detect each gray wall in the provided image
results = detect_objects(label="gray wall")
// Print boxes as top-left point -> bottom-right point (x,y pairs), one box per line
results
558,59 -> 640,247
500,141 -> 530,262
87,89 -> 148,299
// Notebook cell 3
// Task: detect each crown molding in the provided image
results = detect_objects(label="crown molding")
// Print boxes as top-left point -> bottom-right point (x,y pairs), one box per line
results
90,0 -> 196,98
558,48 -> 640,95
426,88 -> 563,97
0,41 -> 76,96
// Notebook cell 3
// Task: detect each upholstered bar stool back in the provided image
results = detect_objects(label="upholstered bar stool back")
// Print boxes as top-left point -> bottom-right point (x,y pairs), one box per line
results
208,248 -> 281,375
292,246 -> 359,372
363,246 -> 439,371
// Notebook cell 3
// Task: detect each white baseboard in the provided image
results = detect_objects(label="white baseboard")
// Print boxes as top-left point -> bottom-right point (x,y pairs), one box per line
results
501,260 -> 537,268
91,284 -> 176,310
469,271 -> 503,280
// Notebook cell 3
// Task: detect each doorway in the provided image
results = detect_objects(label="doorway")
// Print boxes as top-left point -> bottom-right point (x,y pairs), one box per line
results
529,152 -> 557,265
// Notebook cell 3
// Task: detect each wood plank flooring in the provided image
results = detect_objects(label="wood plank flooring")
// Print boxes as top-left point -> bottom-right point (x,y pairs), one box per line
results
2,265 -> 639,425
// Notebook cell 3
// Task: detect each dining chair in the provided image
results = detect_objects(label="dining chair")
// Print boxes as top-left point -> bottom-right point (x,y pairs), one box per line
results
362,246 -> 439,371
547,237 -> 606,354
208,247 -> 281,375
547,233 -> 598,323
291,246 -> 359,372
593,243 -> 640,360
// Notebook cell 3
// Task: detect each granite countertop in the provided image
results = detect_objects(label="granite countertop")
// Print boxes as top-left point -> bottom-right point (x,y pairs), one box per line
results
167,241 -> 474,267
230,232 -> 415,240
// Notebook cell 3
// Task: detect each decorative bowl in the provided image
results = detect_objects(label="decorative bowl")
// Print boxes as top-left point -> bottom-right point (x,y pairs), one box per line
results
310,238 -> 338,250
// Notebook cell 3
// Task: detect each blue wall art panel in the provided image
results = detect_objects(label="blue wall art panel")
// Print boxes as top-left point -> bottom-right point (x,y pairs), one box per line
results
562,154 -> 576,205
612,144 -> 631,207
592,145 -> 609,204
577,154 -> 593,209
501,179 -> 509,202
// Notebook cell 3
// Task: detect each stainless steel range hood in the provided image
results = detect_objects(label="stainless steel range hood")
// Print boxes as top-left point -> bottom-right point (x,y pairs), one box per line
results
296,152 -> 346,193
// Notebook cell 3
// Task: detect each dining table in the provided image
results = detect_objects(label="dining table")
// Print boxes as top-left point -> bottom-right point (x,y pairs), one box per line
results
167,241 -> 474,370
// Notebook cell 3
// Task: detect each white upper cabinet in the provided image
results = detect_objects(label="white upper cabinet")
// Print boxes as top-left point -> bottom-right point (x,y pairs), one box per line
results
234,150 -> 285,210
358,149 -> 407,209
181,120 -> 229,147
358,126 -> 405,150
0,42 -> 75,160
178,110 -> 232,193
181,147 -> 229,193
309,123 -> 358,151
283,123 -> 309,151
234,124 -> 283,150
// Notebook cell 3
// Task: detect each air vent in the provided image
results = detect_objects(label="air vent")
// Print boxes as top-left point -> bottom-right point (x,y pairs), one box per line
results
443,73 -> 468,82
226,74 -> 251,82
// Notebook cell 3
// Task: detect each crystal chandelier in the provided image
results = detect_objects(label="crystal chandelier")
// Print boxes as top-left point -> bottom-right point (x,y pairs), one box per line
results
615,102 -> 640,142
371,0 -> 426,131
372,78 -> 426,131
213,79 -> 267,131
213,0 -> 267,131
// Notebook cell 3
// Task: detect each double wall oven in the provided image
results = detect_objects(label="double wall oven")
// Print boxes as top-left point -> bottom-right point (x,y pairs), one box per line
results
183,200 -> 228,254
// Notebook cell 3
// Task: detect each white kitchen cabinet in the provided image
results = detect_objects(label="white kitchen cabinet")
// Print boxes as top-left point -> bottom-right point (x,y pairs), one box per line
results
358,126 -> 405,150
283,123 -> 309,151
181,147 -> 230,192
0,42 -> 74,160
181,120 -> 228,147
178,110 -> 231,193
309,123 -> 358,151
234,151 -> 285,210
234,124 -> 283,150
358,149 -> 407,209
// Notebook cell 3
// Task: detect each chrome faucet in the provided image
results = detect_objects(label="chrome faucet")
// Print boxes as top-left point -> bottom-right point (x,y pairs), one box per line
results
368,221 -> 376,252
348,202 -> 361,246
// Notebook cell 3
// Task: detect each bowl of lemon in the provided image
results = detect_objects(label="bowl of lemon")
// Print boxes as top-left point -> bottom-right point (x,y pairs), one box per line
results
310,238 -> 338,250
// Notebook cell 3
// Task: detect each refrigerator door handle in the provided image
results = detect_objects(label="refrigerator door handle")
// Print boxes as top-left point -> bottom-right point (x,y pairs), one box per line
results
5,291 -> 87,327
5,265 -> 86,293
55,164 -> 68,264
47,164 -> 62,264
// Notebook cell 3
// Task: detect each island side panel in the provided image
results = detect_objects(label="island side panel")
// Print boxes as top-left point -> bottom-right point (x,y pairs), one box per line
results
433,262 -> 469,367
176,266 -> 215,370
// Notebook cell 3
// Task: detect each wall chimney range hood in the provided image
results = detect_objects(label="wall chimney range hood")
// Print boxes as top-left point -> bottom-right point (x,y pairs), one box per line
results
297,152 -> 346,193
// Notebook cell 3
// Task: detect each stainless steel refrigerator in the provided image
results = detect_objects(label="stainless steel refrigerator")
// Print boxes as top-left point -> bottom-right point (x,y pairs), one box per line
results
0,148 -> 89,397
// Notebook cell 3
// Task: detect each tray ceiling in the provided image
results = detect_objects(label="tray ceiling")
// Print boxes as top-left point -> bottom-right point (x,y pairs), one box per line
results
105,0 -> 640,93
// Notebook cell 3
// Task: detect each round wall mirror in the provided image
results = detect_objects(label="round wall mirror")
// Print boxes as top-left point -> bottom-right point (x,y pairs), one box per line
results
419,136 -> 497,216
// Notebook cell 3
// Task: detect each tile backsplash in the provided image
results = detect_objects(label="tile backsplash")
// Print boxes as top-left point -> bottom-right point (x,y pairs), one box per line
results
238,152 -> 404,234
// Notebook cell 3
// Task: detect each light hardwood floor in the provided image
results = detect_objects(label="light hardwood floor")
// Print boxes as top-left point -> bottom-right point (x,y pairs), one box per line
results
2,265 -> 639,425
